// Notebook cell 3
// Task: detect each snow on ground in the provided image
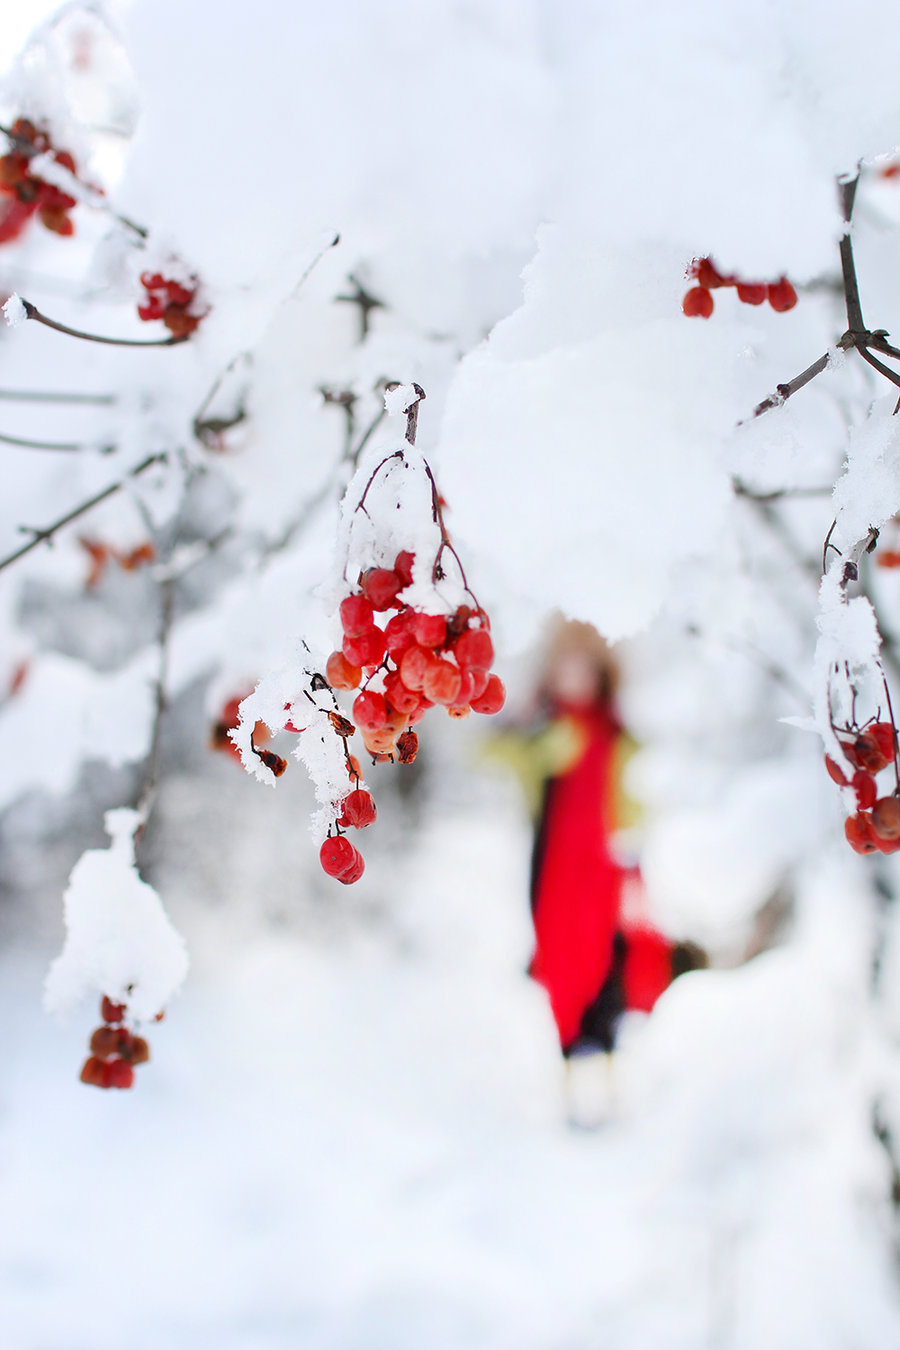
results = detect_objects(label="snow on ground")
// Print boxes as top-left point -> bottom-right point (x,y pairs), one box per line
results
1,758 -> 898,1350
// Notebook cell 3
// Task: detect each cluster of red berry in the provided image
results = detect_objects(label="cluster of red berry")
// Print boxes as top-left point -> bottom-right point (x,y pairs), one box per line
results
826,720 -> 900,854
682,258 -> 798,319
316,549 -> 505,884
79,996 -> 151,1090
138,271 -> 202,338
0,118 -> 79,242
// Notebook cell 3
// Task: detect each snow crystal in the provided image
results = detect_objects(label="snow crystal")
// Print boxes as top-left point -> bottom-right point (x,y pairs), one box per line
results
2,294 -> 27,327
44,809 -> 189,1022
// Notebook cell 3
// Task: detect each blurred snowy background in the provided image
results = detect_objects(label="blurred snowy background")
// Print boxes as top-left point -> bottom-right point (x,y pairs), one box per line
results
3,1 -> 900,1346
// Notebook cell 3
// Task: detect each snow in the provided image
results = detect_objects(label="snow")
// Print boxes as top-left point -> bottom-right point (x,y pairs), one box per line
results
44,807 -> 188,1021
2,1 -> 900,1345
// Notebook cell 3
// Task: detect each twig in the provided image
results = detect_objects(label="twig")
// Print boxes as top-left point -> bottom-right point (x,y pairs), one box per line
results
0,430 -> 114,453
0,451 -> 167,573
134,574 -> 176,827
744,351 -> 832,421
0,388 -> 115,405
16,299 -> 189,347
732,478 -> 832,503
336,272 -> 385,341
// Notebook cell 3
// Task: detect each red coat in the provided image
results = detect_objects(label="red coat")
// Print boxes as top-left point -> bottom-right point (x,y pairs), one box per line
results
528,701 -> 672,1053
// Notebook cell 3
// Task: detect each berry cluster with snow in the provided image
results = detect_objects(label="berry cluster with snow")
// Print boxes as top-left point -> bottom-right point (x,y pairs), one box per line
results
4,1 -> 900,1346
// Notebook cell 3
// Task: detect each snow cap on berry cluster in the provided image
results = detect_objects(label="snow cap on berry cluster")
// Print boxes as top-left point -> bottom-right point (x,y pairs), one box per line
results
44,809 -> 188,1022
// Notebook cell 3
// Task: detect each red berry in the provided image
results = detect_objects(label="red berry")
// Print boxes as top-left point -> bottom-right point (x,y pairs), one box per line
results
690,258 -> 732,289
869,722 -> 896,763
736,282 -> 767,305
362,567 -> 403,611
853,771 -> 877,811
338,788 -> 377,828
845,812 -> 878,854
450,668 -> 476,708
137,297 -> 165,322
340,594 -> 375,637
0,154 -> 28,187
54,150 -> 76,174
39,206 -> 74,236
871,797 -> 900,840
342,626 -> 386,668
105,1059 -> 135,1089
399,645 -> 438,692
130,1036 -> 151,1066
80,1056 -> 110,1088
337,850 -> 365,884
413,612 -> 447,648
825,754 -> 850,787
453,627 -> 494,671
849,732 -> 890,775
383,670 -> 420,713
101,996 -> 126,1024
164,279 -> 194,306
141,272 -> 167,291
422,658 -> 462,707
877,550 -> 900,569
767,279 -> 797,312
353,689 -> 388,731
394,551 -> 415,588
682,287 -> 714,318
326,649 -> 362,690
384,609 -> 417,659
470,673 -> 506,715
320,835 -> 357,878
89,1026 -> 121,1059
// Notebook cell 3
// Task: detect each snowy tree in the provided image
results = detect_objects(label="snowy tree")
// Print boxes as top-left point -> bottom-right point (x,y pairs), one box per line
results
4,2 -> 900,1346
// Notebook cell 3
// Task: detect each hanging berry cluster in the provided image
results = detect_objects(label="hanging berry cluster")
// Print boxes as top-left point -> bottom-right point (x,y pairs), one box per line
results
682,257 -> 797,318
79,995 -> 152,1090
825,715 -> 900,855
138,271 -> 203,337
230,384 -> 506,886
0,118 -> 79,241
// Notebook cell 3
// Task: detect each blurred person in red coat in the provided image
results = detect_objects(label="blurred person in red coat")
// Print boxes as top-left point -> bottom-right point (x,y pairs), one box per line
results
503,618 -> 703,1123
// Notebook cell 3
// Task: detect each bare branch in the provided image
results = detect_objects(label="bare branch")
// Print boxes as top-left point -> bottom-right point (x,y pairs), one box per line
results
17,299 -> 189,347
0,451 -> 167,573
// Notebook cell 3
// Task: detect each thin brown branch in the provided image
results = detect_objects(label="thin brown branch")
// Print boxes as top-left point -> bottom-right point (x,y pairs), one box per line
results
0,452 -> 167,573
744,351 -> 833,421
17,299 -> 189,347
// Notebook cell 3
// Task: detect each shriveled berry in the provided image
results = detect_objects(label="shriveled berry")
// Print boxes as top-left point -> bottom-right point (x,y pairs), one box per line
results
872,797 -> 900,840
338,788 -> 377,828
130,1036 -> 151,1066
326,649 -> 362,690
682,287 -> 714,318
396,729 -> 418,763
767,279 -> 797,312
163,306 -> 201,337
470,673 -> 506,715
